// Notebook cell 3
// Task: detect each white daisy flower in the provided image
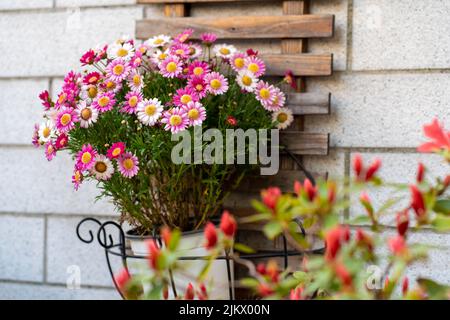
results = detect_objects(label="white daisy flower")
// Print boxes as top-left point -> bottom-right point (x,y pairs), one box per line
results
38,120 -> 55,143
145,35 -> 171,48
150,49 -> 170,66
79,84 -> 98,103
128,71 -> 144,91
137,98 -> 163,126
107,42 -> 135,61
90,155 -> 114,181
77,102 -> 99,128
272,108 -> 294,130
236,70 -> 258,92
213,44 -> 236,59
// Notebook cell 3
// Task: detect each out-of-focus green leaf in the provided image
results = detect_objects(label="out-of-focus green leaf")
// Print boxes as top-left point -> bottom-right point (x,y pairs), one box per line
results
234,242 -> 256,254
417,278 -> 450,299
251,200 -> 271,215
263,221 -> 283,239
240,278 -> 260,289
434,200 -> 450,215
346,215 -> 371,225
432,214 -> 450,232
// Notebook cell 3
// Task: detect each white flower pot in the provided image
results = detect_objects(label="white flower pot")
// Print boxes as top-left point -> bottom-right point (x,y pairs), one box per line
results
126,229 -> 234,300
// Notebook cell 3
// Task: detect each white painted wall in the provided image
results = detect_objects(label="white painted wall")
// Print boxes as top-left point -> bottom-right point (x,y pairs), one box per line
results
0,0 -> 449,299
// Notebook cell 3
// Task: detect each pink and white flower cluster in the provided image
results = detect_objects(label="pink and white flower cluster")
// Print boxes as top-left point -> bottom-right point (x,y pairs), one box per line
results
32,30 -> 289,190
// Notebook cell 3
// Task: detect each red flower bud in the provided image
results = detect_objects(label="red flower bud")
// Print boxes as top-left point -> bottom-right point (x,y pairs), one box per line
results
304,179 -> 317,201
325,225 -> 350,261
335,263 -> 353,288
290,287 -> 304,300
161,226 -> 171,247
352,154 -> 363,178
256,263 -> 267,275
146,240 -> 161,270
356,228 -> 373,252
246,48 -> 258,56
185,283 -> 195,300
261,187 -> 282,210
388,235 -> 407,256
328,183 -> 336,204
294,180 -> 302,196
257,283 -> 274,297
114,268 -> 131,293
396,210 -> 409,237
220,211 -> 237,237
204,222 -> 218,249
410,185 -> 427,222
226,115 -> 237,126
416,162 -> 425,183
402,277 -> 409,296
444,175 -> 450,189
163,286 -> 169,300
365,158 -> 381,181
266,261 -> 280,283
283,70 -> 298,90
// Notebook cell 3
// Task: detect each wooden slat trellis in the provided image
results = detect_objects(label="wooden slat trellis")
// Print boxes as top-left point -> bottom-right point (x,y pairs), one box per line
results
135,0 -> 333,189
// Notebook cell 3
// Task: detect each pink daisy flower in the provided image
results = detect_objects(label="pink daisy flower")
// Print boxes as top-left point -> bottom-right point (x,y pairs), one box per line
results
130,51 -> 143,68
161,108 -> 189,134
83,72 -> 101,85
200,33 -> 217,45
173,87 -> 199,108
183,101 -> 206,126
170,42 -> 191,59
72,168 -> 83,191
128,70 -> 144,91
76,144 -> 98,171
92,92 -> 116,112
45,141 -> 56,161
55,133 -> 69,150
159,55 -> 183,78
39,90 -> 52,110
56,107 -> 78,133
263,87 -> 286,112
230,52 -> 246,72
80,49 -> 95,66
174,29 -> 194,43
106,58 -> 131,83
245,56 -> 266,77
107,142 -> 126,160
187,76 -> 208,99
255,81 -> 276,106
188,43 -> 203,59
205,72 -> 229,95
188,61 -> 210,77
118,152 -> 140,178
121,91 -> 143,114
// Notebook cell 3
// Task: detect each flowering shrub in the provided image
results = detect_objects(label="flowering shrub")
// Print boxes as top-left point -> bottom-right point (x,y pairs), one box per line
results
116,119 -> 450,300
32,30 -> 293,231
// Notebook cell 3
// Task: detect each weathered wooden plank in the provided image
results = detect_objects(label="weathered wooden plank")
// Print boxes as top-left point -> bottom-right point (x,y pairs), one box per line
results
138,0 -> 302,3
287,92 -> 331,115
136,15 -> 334,40
163,4 -> 187,17
263,54 -> 332,76
281,132 -> 329,156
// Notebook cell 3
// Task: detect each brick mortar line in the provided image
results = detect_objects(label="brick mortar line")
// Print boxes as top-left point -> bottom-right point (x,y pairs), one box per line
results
346,0 -> 353,72
0,212 -> 117,220
43,216 -> 48,283
0,4 -> 142,14
0,279 -> 115,290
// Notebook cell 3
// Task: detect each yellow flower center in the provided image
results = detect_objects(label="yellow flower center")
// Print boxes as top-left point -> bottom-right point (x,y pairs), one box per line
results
98,96 -> 110,107
175,49 -> 184,55
234,58 -> 245,69
113,64 -> 124,75
112,148 -> 122,157
88,76 -> 98,84
260,88 -> 270,100
106,81 -> 116,90
81,152 -> 92,164
74,171 -> 81,182
158,53 -> 167,60
139,47 -> 147,54
277,113 -> 288,123
248,63 -> 259,73
123,158 -> 134,170
195,84 -> 204,91
180,94 -> 192,104
117,48 -> 128,57
170,115 -> 182,126
87,86 -> 97,98
47,145 -> 54,154
193,67 -> 204,76
129,96 -> 138,107
42,127 -> 51,138
219,47 -> 230,55
60,114 -> 72,126
210,79 -> 222,90
154,38 -> 164,45
133,75 -> 141,85
179,35 -> 189,42
242,75 -> 253,86
95,161 -> 107,173
145,104 -> 157,116
166,62 -> 177,73
188,108 -> 200,120
80,108 -> 92,120
58,93 -> 67,104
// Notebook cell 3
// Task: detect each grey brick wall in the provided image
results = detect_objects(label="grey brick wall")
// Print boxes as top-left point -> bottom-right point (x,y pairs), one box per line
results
0,0 -> 449,299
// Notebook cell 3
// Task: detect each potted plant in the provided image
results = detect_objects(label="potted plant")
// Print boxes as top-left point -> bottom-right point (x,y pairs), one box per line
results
32,30 -> 293,299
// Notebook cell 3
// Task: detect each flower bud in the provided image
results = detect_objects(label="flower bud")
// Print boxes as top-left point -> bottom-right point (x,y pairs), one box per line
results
220,211 -> 237,237
204,222 -> 218,249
